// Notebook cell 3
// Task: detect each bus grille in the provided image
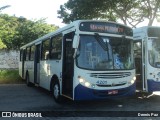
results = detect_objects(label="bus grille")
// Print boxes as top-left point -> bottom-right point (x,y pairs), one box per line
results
96,83 -> 126,87
90,72 -> 131,79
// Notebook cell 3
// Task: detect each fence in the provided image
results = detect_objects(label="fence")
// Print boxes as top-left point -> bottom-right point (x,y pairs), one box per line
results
0,50 -> 19,69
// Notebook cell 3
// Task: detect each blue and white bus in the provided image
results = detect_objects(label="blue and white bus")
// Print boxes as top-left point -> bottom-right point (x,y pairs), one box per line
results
134,26 -> 160,93
19,20 -> 136,102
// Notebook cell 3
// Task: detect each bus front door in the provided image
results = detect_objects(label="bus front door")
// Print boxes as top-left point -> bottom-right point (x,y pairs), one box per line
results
34,44 -> 40,84
62,32 -> 74,99
134,41 -> 145,91
22,49 -> 25,78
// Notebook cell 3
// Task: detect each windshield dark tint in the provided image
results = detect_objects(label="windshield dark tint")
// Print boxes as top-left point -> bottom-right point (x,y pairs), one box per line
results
76,35 -> 134,70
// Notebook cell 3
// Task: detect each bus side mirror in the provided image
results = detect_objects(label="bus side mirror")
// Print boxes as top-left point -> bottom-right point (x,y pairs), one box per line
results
72,35 -> 79,49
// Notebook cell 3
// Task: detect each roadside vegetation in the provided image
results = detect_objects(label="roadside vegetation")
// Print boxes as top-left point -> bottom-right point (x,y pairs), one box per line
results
0,70 -> 25,84
0,14 -> 59,49
0,7 -> 59,83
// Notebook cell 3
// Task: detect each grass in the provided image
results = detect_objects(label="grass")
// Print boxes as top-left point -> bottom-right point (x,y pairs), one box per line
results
0,70 -> 25,84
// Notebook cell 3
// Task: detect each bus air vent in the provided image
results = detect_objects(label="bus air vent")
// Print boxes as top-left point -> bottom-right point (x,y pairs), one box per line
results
90,72 -> 131,79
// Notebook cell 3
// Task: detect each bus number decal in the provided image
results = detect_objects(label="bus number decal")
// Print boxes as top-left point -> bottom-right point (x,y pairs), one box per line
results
96,80 -> 107,85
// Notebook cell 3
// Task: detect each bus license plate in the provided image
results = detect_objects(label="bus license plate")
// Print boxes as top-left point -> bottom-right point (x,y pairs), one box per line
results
108,90 -> 118,95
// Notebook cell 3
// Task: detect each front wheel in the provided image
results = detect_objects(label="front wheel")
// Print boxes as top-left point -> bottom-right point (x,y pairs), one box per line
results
51,81 -> 62,103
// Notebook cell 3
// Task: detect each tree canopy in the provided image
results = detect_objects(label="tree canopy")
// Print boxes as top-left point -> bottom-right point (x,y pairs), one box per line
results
0,5 -> 11,12
0,14 -> 58,49
58,0 -> 160,27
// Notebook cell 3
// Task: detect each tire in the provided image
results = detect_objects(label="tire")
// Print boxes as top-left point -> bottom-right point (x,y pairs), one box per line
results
25,72 -> 32,87
51,80 -> 62,103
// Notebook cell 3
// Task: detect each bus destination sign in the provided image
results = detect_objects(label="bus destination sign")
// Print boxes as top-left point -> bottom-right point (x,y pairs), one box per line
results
79,22 -> 132,36
90,24 -> 124,33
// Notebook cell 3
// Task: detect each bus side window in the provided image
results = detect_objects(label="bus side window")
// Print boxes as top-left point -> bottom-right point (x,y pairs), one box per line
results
30,45 -> 35,61
20,50 -> 23,61
26,47 -> 31,61
51,34 -> 62,60
20,49 -> 26,61
41,39 -> 50,60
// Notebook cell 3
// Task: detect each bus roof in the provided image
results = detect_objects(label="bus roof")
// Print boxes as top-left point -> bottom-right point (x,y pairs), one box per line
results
133,26 -> 160,40
20,20 -> 132,49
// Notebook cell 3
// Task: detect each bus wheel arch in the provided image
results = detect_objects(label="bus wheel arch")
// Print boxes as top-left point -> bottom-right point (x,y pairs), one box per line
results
50,75 -> 62,103
50,75 -> 59,90
25,71 -> 33,87
25,71 -> 29,85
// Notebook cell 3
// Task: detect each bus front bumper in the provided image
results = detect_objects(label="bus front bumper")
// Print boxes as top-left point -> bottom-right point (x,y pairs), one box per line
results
147,79 -> 160,93
74,83 -> 136,100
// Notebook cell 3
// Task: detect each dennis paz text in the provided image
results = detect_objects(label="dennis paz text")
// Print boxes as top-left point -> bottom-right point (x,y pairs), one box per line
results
138,112 -> 159,117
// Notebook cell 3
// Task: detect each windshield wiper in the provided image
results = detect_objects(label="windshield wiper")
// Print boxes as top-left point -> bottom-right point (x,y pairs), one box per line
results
94,33 -> 108,51
94,33 -> 110,60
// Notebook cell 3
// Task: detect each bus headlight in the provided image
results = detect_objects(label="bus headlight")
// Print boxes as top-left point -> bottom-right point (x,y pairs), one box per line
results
79,78 -> 85,83
85,82 -> 90,87
78,76 -> 85,83
78,76 -> 94,88
131,80 -> 135,84
128,76 -> 136,85
133,76 -> 136,81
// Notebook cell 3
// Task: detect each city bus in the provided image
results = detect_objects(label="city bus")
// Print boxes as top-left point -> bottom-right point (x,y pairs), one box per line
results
133,26 -> 160,93
19,20 -> 136,102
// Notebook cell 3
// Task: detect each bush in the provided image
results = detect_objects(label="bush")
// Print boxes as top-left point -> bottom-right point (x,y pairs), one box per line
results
0,69 -> 25,84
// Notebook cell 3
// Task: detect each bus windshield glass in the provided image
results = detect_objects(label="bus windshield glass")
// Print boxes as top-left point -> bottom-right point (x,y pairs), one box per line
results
148,37 -> 160,68
76,35 -> 134,70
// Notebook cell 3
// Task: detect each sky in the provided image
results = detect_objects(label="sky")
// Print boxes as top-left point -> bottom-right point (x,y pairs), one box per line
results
1,0 -> 68,27
0,0 -> 160,28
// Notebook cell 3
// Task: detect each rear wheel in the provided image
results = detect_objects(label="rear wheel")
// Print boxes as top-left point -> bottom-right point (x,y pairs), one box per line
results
51,80 -> 62,103
25,72 -> 32,87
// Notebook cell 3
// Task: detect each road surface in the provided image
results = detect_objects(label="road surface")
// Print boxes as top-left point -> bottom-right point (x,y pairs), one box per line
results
0,84 -> 160,120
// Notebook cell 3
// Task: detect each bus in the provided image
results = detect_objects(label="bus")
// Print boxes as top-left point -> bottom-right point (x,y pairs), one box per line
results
19,20 -> 136,102
133,26 -> 160,93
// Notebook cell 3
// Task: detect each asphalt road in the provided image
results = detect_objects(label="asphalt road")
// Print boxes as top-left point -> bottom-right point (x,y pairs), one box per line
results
0,84 -> 160,120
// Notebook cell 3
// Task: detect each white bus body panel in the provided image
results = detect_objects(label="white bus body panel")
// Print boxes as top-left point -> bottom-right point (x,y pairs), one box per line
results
133,26 -> 160,92
39,60 -> 62,90
19,61 -> 22,77
25,61 -> 34,83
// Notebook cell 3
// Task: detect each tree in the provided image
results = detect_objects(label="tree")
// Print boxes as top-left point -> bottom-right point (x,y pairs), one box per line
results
140,0 -> 160,26
0,14 -> 18,49
111,0 -> 145,28
0,5 -> 11,12
58,0 -> 117,24
58,0 -> 160,27
13,18 -> 58,49
0,39 -> 6,49
0,14 -> 58,49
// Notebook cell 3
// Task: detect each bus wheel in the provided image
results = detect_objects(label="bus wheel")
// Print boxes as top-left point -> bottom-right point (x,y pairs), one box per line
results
51,81 -> 62,103
25,73 -> 32,87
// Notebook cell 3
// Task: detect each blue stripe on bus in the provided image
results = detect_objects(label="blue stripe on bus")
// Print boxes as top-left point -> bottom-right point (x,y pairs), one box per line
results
74,83 -> 136,100
147,79 -> 160,92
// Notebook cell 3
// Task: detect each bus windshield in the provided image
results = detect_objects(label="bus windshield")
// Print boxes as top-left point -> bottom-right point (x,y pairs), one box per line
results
76,35 -> 134,70
148,37 -> 160,68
